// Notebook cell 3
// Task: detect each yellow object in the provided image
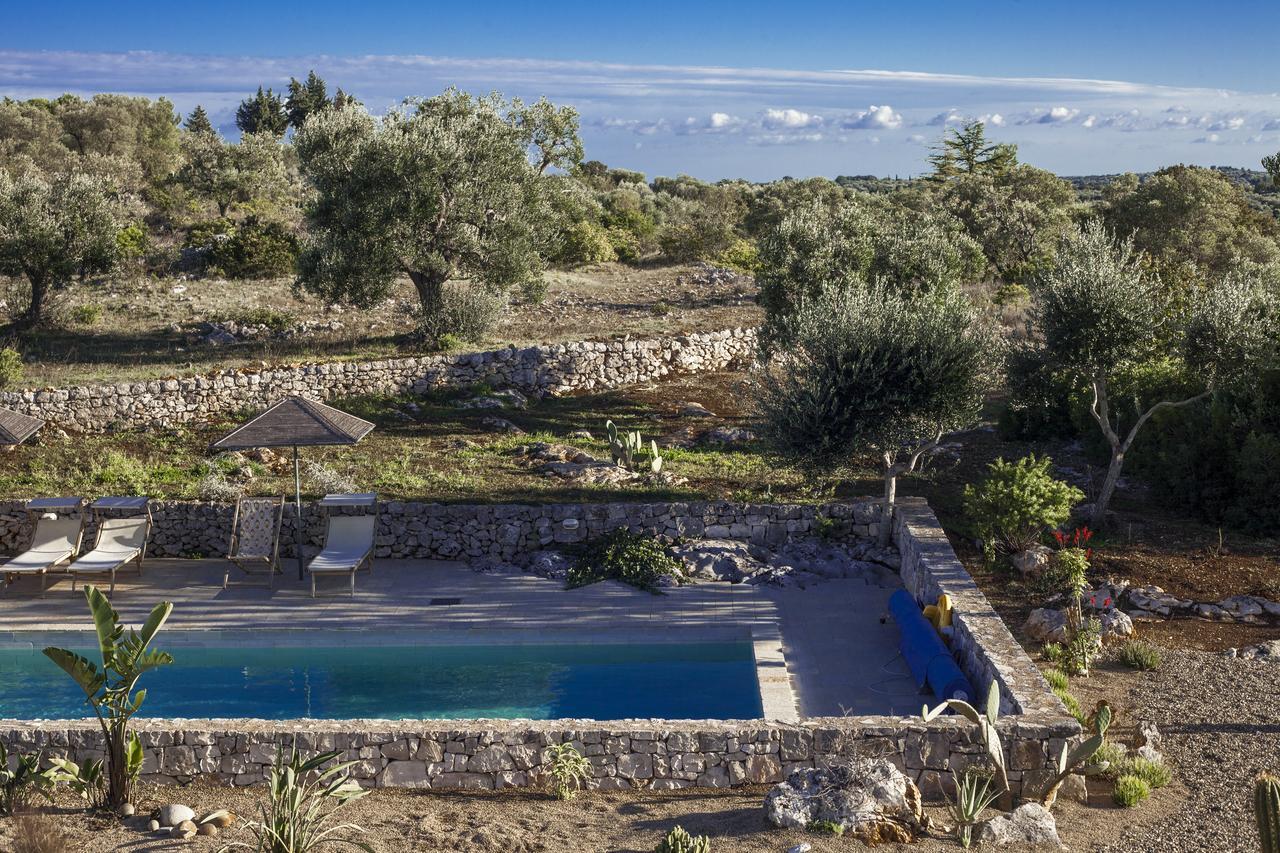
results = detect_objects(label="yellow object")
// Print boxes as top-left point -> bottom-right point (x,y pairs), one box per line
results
922,594 -> 954,633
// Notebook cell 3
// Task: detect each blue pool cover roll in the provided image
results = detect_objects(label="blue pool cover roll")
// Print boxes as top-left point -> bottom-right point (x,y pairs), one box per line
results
888,589 -> 976,704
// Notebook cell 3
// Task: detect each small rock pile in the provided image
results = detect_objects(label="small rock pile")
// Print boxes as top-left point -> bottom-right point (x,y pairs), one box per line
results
193,319 -> 344,346
149,804 -> 234,839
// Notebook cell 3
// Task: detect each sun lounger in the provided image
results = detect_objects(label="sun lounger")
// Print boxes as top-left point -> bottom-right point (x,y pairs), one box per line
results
67,517 -> 150,596
224,496 -> 285,589
307,499 -> 377,597
1,500 -> 85,592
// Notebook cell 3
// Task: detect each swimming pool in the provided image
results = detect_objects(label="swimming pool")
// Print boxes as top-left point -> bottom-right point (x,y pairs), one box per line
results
0,634 -> 764,721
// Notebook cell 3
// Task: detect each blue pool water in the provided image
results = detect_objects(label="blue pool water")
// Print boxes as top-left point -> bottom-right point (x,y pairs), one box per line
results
0,639 -> 763,720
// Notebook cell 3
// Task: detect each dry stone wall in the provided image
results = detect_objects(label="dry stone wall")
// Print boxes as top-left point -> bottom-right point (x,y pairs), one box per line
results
0,715 -> 1077,799
1,328 -> 757,433
0,499 -> 883,562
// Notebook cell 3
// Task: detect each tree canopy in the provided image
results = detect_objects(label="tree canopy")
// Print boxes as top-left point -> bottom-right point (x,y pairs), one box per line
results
295,91 -> 566,342
928,122 -> 1018,179
235,87 -> 289,138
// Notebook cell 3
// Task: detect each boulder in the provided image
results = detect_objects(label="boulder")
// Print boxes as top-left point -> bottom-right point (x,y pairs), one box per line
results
1123,585 -> 1192,618
480,416 -> 524,434
1228,639 -> 1280,660
764,760 -> 928,845
976,803 -> 1062,849
1024,608 -> 1069,644
677,401 -> 717,418
527,550 -> 573,581
1011,545 -> 1054,577
159,804 -> 195,827
699,425 -> 756,446
1098,608 -> 1134,638
671,539 -> 767,583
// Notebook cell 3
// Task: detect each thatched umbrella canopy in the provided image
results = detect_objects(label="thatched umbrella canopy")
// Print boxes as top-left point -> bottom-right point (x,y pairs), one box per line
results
0,407 -> 45,447
212,396 -> 374,578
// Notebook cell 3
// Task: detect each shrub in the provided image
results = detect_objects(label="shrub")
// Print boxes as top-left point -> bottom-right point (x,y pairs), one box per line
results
567,529 -> 682,592
211,217 -> 299,279
414,285 -> 507,349
0,742 -> 54,815
714,237 -> 760,273
993,282 -> 1030,307
544,742 -> 591,801
0,347 -> 24,388
228,749 -> 372,853
227,307 -> 295,332
302,459 -> 356,495
115,222 -> 148,262
655,825 -> 711,853
606,225 -> 645,263
1042,667 -> 1069,692
1089,741 -> 1129,772
807,820 -> 845,836
963,455 -> 1084,558
553,219 -> 616,266
70,304 -> 102,326
1112,774 -> 1151,807
1115,639 -> 1162,671
1118,756 -> 1173,789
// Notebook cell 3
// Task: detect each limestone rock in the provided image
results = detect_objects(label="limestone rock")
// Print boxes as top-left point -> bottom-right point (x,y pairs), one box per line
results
159,804 -> 195,827
480,416 -> 524,434
699,425 -> 756,446
976,802 -> 1062,849
1228,639 -> 1280,660
1011,545 -> 1054,577
1098,608 -> 1134,638
527,550 -> 572,581
171,820 -> 197,839
763,760 -> 927,845
1024,608 -> 1069,644
672,539 -> 766,583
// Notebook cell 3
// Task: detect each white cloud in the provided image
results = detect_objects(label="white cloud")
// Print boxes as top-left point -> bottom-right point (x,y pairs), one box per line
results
842,104 -> 902,130
762,108 -> 822,129
1206,115 -> 1245,131
1033,106 -> 1080,124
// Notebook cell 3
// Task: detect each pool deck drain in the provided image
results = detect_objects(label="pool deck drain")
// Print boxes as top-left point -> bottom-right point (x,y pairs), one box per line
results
0,558 -> 920,720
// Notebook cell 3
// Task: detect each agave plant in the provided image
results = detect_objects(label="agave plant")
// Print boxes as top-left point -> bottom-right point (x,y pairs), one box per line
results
943,767 -> 1001,849
922,681 -> 1008,792
218,749 -> 373,853
42,584 -> 172,810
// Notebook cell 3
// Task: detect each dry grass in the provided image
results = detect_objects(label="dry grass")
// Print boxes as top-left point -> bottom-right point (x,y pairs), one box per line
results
1,263 -> 760,388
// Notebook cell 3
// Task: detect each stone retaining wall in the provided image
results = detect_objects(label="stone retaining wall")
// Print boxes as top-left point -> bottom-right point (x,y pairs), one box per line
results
0,715 -> 1078,798
2,328 -> 757,433
0,498 -> 883,562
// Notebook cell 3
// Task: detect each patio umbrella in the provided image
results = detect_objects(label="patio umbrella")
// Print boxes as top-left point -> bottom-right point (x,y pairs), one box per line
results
0,407 -> 45,446
211,396 -> 375,579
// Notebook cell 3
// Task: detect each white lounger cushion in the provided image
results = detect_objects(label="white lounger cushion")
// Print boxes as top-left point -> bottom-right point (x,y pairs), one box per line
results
307,515 -> 375,574
1,517 -> 80,574
69,518 -> 148,573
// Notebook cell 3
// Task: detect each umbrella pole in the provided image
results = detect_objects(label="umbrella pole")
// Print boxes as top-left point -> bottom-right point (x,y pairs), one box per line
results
294,444 -> 305,581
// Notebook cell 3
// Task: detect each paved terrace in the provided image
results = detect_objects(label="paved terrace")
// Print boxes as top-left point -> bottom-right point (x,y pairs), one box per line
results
0,559 -> 921,719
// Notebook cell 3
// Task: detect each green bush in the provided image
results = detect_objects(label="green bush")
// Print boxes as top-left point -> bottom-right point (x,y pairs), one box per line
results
606,225 -> 645,263
655,825 -> 711,853
114,222 -> 148,262
1042,667 -> 1069,692
545,743 -> 591,801
807,819 -> 845,836
0,347 -> 24,388
1112,774 -> 1151,807
963,455 -> 1084,557
552,219 -> 616,266
225,306 -> 294,332
414,285 -> 507,349
567,529 -> 682,592
70,304 -> 102,326
713,237 -> 760,273
1115,639 -> 1162,671
1089,741 -> 1128,772
211,216 -> 299,278
993,282 -> 1030,307
1117,756 -> 1172,789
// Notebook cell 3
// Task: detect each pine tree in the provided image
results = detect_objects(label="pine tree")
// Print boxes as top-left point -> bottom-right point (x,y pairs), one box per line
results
286,70 -> 329,129
332,88 -> 360,110
183,105 -> 216,136
235,87 -> 289,137
928,122 -> 1017,178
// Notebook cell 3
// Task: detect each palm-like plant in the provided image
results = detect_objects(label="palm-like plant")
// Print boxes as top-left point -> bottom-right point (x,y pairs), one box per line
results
218,749 -> 373,853
42,584 -> 172,810
944,767 -> 1001,848
0,741 -> 55,815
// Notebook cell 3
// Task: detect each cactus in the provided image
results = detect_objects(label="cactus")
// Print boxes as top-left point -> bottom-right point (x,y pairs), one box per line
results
650,439 -> 664,474
606,420 -> 662,474
923,681 -> 1008,792
1039,702 -> 1111,809
1258,773 -> 1280,853
655,825 -> 711,853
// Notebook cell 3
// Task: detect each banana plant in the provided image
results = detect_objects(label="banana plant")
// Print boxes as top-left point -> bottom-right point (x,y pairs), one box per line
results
923,681 -> 1008,792
1039,703 -> 1111,809
42,584 -> 173,810
0,741 -> 55,815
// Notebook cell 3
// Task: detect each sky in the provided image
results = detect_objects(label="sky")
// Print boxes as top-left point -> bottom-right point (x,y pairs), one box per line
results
3,0 -> 1279,181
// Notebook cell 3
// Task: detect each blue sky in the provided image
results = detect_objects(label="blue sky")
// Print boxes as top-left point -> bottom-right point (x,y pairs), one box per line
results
4,0 -> 1279,180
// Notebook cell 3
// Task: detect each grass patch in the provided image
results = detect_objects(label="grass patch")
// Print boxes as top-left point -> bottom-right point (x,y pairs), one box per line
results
1112,774 -> 1151,807
1115,639 -> 1162,671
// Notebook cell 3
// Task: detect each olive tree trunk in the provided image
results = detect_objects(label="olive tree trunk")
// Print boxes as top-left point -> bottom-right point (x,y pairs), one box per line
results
1087,377 -> 1210,529
407,269 -> 448,319
18,271 -> 51,329
879,431 -> 944,547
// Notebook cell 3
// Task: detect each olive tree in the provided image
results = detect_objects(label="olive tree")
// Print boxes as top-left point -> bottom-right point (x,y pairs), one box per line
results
0,169 -> 121,327
755,283 -> 1001,544
177,129 -> 291,218
1029,220 -> 1277,527
510,96 -> 583,174
294,91 -> 556,340
756,198 -> 985,353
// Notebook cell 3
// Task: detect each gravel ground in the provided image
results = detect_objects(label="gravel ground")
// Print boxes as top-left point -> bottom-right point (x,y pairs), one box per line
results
1096,649 -> 1277,852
